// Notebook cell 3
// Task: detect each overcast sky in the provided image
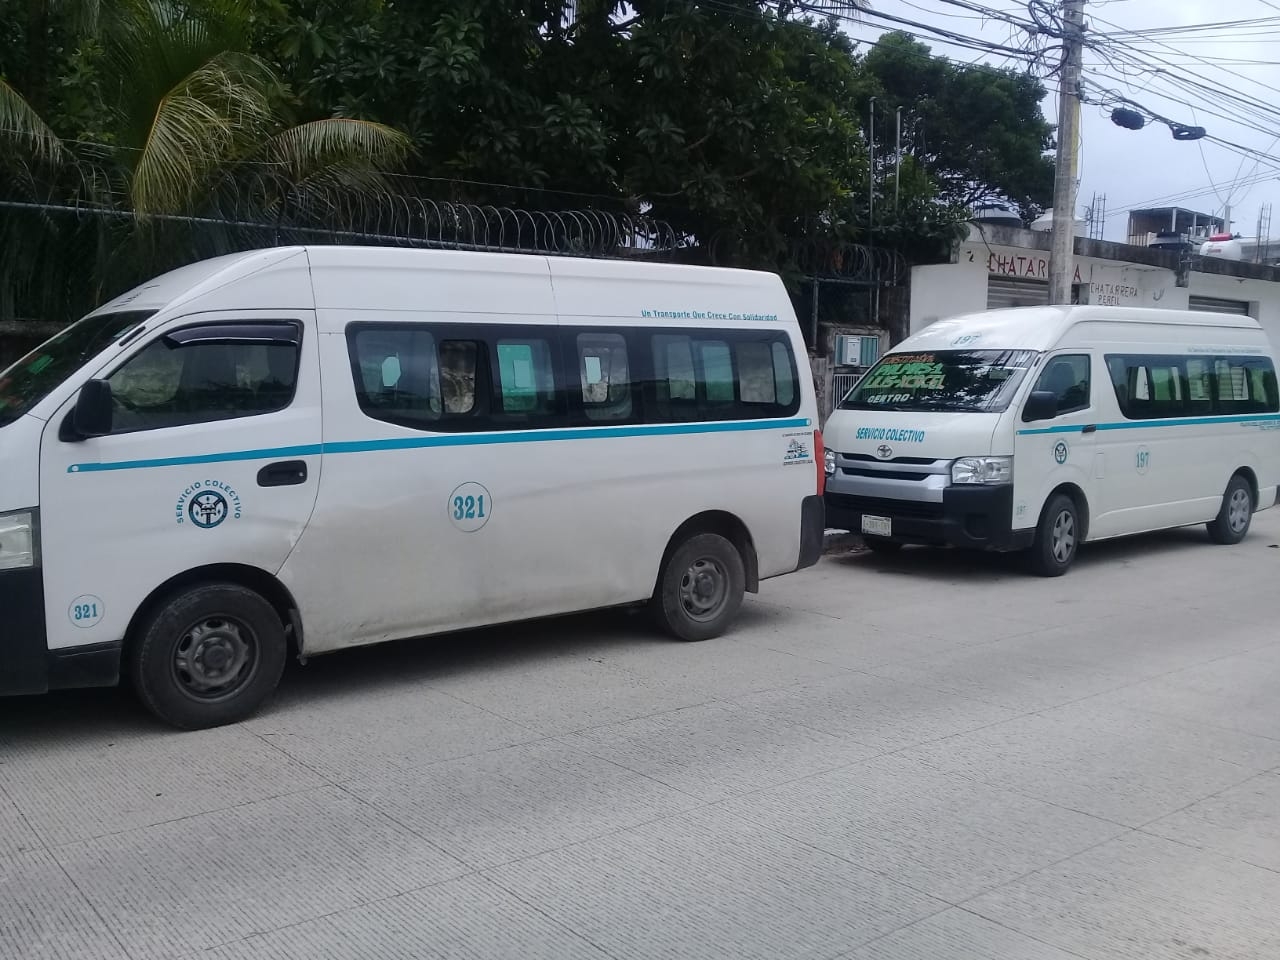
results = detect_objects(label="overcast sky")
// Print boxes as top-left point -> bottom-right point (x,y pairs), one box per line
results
841,1 -> 1280,241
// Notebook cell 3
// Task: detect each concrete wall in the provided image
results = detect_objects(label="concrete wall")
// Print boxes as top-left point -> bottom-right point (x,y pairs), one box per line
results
909,262 -> 986,334
909,224 -> 1280,346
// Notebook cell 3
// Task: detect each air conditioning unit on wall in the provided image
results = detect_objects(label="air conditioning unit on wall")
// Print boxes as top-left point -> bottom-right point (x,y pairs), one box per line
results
834,335 -> 880,367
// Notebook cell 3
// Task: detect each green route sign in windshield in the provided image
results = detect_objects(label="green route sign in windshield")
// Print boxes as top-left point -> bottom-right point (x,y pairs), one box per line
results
841,349 -> 1037,413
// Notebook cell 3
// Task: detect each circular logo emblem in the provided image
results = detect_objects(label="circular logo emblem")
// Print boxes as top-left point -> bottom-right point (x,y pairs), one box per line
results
448,482 -> 493,533
1053,440 -> 1069,465
189,491 -> 229,529
876,444 -> 893,460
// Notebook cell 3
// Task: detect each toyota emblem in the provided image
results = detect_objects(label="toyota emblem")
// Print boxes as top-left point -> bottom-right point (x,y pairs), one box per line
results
876,444 -> 893,460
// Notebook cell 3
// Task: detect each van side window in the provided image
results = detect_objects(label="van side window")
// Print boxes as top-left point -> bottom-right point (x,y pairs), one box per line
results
1106,353 -> 1280,418
1032,354 -> 1090,415
494,338 -> 557,418
699,341 -> 735,405
107,323 -> 299,433
1186,359 -> 1213,408
654,335 -> 697,404
1107,356 -> 1188,419
1215,357 -> 1278,413
350,327 -> 480,428
349,324 -> 801,430
576,333 -> 632,422
649,332 -> 800,422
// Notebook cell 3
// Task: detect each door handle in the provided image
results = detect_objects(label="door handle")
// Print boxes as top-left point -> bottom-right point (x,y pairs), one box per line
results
1081,424 -> 1097,434
257,460 -> 308,487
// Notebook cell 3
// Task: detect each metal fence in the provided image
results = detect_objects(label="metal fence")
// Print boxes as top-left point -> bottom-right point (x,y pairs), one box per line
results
829,371 -> 864,413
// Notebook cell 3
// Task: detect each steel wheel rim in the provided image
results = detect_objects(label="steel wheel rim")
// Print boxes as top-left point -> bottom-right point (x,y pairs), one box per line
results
1051,509 -> 1076,564
1228,488 -> 1251,533
680,557 -> 729,622
171,615 -> 258,702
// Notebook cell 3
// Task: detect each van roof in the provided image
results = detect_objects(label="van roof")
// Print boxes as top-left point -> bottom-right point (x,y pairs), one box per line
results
90,246 -> 782,320
894,305 -> 1264,354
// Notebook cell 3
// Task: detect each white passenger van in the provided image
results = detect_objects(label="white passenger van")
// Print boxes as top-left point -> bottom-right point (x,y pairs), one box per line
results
0,246 -> 825,728
824,305 -> 1279,576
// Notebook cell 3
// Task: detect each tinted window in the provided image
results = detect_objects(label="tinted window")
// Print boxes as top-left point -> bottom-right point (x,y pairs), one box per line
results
842,350 -> 1036,413
0,310 -> 153,427
349,324 -> 801,430
577,333 -> 632,422
648,332 -> 800,422
494,339 -> 553,415
1106,354 -> 1278,419
106,324 -> 299,433
1031,354 -> 1090,416
351,327 -> 480,428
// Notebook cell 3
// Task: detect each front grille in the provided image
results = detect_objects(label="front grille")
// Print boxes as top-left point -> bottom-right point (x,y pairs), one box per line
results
841,453 -> 936,465
825,492 -> 944,520
841,468 -> 931,481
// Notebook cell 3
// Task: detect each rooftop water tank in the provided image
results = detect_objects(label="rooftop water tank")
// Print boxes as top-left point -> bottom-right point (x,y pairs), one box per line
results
1199,233 -> 1243,260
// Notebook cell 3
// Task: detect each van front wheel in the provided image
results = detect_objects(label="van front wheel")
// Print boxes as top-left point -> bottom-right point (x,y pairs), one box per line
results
1207,474 -> 1253,545
129,583 -> 287,729
1029,494 -> 1079,577
652,533 -> 746,642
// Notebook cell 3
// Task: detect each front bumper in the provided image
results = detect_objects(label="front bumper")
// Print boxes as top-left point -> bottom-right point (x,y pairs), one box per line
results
1,569 -> 120,696
824,483 -> 1033,552
1,568 -> 51,694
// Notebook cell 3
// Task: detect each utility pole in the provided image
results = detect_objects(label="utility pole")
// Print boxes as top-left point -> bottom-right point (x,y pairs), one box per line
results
1048,0 -> 1085,304
894,107 -> 903,211
868,98 -> 876,238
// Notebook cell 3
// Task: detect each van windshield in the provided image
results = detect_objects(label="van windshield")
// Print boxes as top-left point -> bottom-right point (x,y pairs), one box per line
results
840,349 -> 1037,413
0,310 -> 153,426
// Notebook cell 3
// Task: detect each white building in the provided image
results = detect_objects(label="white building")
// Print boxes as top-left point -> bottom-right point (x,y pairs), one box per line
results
909,223 -> 1280,345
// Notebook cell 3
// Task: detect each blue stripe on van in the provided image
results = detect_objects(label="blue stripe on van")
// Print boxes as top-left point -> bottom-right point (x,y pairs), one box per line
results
67,417 -> 813,473
1016,412 -> 1280,436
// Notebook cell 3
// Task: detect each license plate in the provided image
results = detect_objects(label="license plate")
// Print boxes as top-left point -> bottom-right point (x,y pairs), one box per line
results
861,515 -> 892,537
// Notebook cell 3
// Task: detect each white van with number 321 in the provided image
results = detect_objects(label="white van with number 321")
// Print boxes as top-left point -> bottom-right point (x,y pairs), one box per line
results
0,246 -> 826,728
823,305 -> 1280,575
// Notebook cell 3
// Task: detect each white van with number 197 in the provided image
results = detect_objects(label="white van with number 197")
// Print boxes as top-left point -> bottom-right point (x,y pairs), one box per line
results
823,305 -> 1280,575
0,246 -> 825,728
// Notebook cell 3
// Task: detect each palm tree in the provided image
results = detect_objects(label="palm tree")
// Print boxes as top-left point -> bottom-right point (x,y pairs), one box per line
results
0,0 -> 409,320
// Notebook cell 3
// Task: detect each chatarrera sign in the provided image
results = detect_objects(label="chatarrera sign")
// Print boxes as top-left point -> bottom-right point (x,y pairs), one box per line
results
986,250 -> 1083,284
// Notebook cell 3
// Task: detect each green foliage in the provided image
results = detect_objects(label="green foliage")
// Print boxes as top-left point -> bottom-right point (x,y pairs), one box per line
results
861,32 -> 1054,221
1,1 -> 1053,326
0,0 -> 409,321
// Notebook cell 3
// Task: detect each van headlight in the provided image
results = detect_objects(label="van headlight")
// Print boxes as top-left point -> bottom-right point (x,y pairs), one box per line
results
951,457 -> 1013,485
824,448 -> 836,476
0,510 -> 36,570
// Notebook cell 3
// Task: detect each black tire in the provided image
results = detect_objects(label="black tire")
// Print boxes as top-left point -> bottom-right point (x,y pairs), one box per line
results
652,532 -> 746,642
1028,494 -> 1080,577
129,583 -> 287,729
1207,474 -> 1253,545
862,535 -> 903,554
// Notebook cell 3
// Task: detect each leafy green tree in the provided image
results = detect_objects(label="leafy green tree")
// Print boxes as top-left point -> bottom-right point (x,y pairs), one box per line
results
861,31 -> 1054,221
0,0 -> 408,319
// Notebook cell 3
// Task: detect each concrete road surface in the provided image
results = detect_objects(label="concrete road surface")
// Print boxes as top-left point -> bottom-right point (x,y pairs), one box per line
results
3,514 -> 1279,960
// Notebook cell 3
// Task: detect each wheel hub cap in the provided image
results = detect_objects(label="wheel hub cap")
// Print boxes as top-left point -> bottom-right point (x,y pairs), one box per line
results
1051,510 -> 1076,563
1229,490 -> 1250,532
680,558 -> 727,622
174,618 -> 254,698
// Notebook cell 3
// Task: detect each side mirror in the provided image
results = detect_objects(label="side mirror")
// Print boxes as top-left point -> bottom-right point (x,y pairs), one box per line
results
1022,390 -> 1059,423
73,379 -> 114,438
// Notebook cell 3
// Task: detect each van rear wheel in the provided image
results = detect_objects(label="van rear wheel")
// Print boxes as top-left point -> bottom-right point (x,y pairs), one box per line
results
1207,474 -> 1253,545
129,583 -> 286,729
652,533 -> 746,642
